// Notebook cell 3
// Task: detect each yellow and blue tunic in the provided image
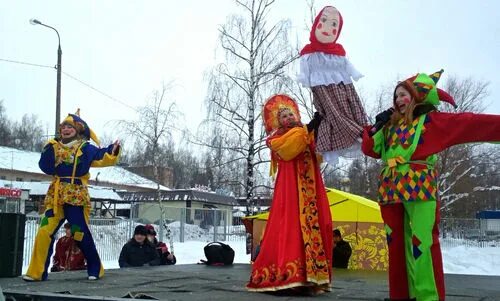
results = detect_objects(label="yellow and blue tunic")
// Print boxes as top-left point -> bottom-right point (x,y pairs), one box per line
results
26,139 -> 119,281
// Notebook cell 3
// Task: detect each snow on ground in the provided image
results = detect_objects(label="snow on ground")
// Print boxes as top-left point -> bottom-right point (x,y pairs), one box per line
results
103,240 -> 500,276
22,218 -> 500,276
103,240 -> 251,269
441,245 -> 500,276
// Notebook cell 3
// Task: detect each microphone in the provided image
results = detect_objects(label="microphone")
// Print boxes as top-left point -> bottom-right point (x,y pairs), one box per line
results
369,108 -> 394,137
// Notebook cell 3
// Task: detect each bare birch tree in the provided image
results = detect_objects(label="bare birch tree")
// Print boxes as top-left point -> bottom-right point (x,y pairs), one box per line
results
199,0 -> 296,212
117,83 -> 179,236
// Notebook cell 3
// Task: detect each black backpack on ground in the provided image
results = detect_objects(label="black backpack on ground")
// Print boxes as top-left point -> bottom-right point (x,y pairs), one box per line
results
200,242 -> 235,266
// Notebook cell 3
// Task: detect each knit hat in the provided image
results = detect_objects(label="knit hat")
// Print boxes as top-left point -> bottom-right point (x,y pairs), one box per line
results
59,108 -> 100,145
401,69 -> 457,108
134,225 -> 148,236
263,94 -> 301,135
144,224 -> 156,236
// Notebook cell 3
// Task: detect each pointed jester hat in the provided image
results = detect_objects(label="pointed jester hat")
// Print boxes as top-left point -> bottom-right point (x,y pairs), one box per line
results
403,69 -> 457,108
59,108 -> 100,145
263,94 -> 301,135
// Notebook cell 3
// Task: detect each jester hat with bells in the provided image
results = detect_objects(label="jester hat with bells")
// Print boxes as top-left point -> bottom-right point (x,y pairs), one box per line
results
400,69 -> 457,108
263,94 -> 302,176
59,109 -> 100,146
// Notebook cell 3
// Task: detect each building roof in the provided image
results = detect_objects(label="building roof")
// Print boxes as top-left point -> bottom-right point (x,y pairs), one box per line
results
0,179 -> 122,201
476,211 -> 500,219
119,189 -> 237,206
0,145 -> 169,191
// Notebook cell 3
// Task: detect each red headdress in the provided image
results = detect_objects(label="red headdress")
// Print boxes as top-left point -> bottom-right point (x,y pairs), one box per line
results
263,94 -> 302,177
263,94 -> 301,136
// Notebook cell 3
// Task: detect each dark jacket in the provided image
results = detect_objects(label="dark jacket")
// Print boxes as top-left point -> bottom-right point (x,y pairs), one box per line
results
118,239 -> 160,268
332,239 -> 352,268
152,239 -> 177,265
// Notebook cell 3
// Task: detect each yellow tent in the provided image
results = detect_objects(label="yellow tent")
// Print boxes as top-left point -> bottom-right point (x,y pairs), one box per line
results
243,188 -> 388,271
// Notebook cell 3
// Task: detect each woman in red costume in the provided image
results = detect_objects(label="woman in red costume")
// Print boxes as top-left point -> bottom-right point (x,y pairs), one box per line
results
247,94 -> 332,295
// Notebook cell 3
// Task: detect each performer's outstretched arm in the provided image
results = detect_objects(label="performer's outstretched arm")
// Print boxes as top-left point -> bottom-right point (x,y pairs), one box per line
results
89,141 -> 120,167
422,112 -> 500,154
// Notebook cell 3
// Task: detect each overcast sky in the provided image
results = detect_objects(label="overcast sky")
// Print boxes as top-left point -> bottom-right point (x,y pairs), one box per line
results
1,0 -> 499,146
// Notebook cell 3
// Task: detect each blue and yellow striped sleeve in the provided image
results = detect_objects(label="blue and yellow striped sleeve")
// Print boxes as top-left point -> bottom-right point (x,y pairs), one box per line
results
87,144 -> 120,168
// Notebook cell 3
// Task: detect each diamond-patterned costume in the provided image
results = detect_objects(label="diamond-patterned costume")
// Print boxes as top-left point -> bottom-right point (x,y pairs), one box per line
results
363,110 -> 500,301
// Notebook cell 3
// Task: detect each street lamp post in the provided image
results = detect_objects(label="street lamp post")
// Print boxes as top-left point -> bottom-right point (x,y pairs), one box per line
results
30,18 -> 62,137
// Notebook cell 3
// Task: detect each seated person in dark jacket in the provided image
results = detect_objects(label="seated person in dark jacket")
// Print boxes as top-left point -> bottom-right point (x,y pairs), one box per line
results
118,225 -> 160,268
332,229 -> 352,269
145,224 -> 176,265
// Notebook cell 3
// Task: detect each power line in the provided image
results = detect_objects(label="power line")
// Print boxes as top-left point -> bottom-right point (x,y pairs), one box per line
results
0,57 -> 54,69
0,57 -> 184,133
61,71 -> 184,133
62,71 -> 138,112
0,56 -> 138,112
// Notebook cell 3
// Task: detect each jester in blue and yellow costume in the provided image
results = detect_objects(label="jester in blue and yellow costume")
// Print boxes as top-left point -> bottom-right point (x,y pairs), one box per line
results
23,110 -> 120,281
362,70 -> 500,301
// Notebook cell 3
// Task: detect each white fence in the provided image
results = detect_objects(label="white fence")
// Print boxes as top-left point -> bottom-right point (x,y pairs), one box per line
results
440,218 -> 500,248
22,207 -> 246,268
22,213 -> 500,270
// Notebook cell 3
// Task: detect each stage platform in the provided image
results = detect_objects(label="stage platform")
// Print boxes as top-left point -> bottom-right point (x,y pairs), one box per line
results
1,264 -> 500,300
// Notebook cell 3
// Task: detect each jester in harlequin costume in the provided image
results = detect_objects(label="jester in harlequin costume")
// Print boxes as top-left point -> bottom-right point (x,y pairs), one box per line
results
362,70 -> 500,301
297,5 -> 368,165
23,110 -> 120,281
247,95 -> 332,295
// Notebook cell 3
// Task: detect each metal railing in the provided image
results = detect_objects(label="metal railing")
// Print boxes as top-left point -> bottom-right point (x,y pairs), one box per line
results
22,206 -> 246,268
21,214 -> 500,270
440,218 -> 500,248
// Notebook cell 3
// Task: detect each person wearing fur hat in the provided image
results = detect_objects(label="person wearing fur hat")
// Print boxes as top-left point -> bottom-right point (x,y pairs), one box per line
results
297,5 -> 368,165
23,109 -> 120,281
118,225 -> 160,268
247,94 -> 332,295
144,224 -> 176,265
362,70 -> 500,301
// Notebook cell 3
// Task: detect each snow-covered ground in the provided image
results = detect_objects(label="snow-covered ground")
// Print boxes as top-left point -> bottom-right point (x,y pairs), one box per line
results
21,219 -> 500,276
442,245 -> 500,275
102,240 -> 500,276
102,240 -> 250,269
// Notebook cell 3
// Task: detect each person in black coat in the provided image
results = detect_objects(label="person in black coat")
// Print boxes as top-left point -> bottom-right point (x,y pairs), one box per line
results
118,225 -> 160,268
144,224 -> 176,265
332,229 -> 352,269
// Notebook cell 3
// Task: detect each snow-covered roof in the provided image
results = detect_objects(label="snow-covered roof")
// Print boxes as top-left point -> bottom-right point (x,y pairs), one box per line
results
0,179 -> 123,201
0,146 -> 169,190
119,189 -> 238,206
102,202 -> 130,209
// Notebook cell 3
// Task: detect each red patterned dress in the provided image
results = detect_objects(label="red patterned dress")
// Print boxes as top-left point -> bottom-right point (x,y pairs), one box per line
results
247,126 -> 333,292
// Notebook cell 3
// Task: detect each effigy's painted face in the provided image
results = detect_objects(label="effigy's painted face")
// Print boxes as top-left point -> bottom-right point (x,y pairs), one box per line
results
278,108 -> 298,128
314,7 -> 340,44
394,86 -> 413,114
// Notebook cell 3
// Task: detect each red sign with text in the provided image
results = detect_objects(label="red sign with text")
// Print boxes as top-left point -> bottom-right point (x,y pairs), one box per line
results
0,187 -> 22,198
